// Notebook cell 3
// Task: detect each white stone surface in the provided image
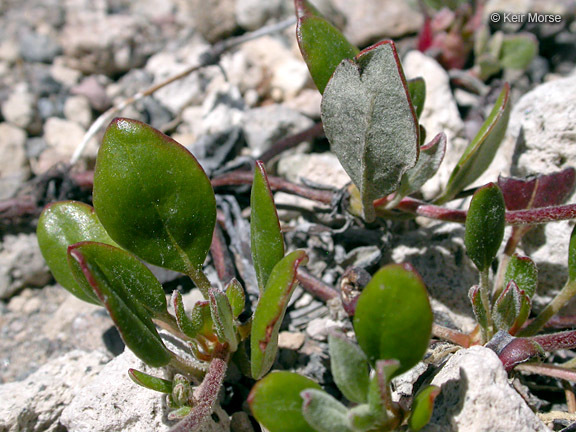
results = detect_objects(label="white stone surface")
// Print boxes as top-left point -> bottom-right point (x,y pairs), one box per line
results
60,349 -> 173,432
0,122 -> 28,200
0,350 -> 110,432
422,346 -> 549,432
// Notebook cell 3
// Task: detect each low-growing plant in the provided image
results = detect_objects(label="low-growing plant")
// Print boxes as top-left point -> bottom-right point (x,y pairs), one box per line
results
37,118 -> 315,430
249,263 -> 438,432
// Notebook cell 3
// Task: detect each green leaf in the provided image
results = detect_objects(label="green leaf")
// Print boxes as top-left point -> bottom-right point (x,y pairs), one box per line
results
569,225 -> 576,282
437,84 -> 511,204
295,0 -> 359,94
395,132 -> 447,202
367,359 -> 400,419
492,281 -> 526,332
347,404 -> 379,431
499,33 -> 538,70
407,77 -> 426,119
504,254 -> 538,299
321,41 -> 419,221
251,250 -> 308,379
408,385 -> 440,431
353,264 -> 432,375
128,369 -> 173,394
469,285 -> 489,334
464,183 -> 506,272
301,389 -> 353,432
251,160 -> 284,293
37,201 -> 117,305
225,278 -> 245,319
248,371 -> 321,432
93,118 -> 216,284
68,242 -> 172,367
209,287 -> 238,352
328,332 -> 370,403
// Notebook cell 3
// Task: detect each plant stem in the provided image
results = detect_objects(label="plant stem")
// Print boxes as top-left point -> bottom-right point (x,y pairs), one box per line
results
258,122 -> 325,163
479,268 -> 493,341
519,280 -> 576,336
515,363 -> 576,383
296,268 -> 339,302
432,323 -> 472,347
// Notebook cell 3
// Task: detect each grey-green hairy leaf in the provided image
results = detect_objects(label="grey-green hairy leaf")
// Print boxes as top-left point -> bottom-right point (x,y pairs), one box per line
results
328,332 -> 370,403
321,40 -> 419,221
301,389 -> 353,432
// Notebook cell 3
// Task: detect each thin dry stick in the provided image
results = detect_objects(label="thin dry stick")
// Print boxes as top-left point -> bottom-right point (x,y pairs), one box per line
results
70,17 -> 296,165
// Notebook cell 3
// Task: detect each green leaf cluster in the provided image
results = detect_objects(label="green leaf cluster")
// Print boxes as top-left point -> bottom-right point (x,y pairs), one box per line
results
249,264 -> 437,432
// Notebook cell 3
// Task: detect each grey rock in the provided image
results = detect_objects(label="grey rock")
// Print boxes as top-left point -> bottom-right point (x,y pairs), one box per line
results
19,30 -> 62,63
242,104 -> 314,156
0,350 -> 110,432
1,285 -> 117,383
189,0 -> 237,42
0,122 -> 28,200
0,234 -> 50,300
391,222 -> 478,333
422,346 -> 549,432
332,0 -> 424,46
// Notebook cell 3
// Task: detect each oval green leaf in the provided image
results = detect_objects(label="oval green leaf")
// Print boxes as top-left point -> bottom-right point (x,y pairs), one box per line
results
251,160 -> 284,293
251,249 -> 308,379
93,118 -> 216,281
209,287 -> 238,352
407,77 -> 426,119
328,332 -> 370,403
225,278 -> 245,319
248,371 -> 321,432
408,385 -> 440,431
128,369 -> 173,394
321,41 -> 419,221
437,83 -> 510,204
504,254 -> 538,299
295,0 -> 359,94
68,241 -> 172,367
353,264 -> 432,375
464,183 -> 505,272
37,201 -> 117,305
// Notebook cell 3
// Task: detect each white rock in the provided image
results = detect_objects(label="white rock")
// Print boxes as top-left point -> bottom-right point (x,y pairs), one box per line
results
0,122 -> 28,200
235,0 -> 283,30
64,95 -> 92,128
242,104 -> 314,156
185,0 -> 237,42
1,87 -> 36,129
505,74 -> 576,297
402,51 -> 468,199
284,88 -> 322,118
34,117 -> 97,173
0,233 -> 51,299
0,350 -> 109,432
60,350 -> 173,432
331,0 -> 423,46
422,346 -> 549,432
277,152 -> 350,189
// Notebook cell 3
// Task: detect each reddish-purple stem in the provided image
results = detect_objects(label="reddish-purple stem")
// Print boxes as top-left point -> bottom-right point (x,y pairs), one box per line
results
258,122 -> 325,163
210,219 -> 236,285
170,346 -> 228,432
531,330 -> 576,352
211,171 -> 333,204
296,268 -> 339,302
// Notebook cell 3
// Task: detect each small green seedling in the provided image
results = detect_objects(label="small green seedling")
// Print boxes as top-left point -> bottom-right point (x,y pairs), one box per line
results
37,118 -> 309,430
249,264 -> 438,432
